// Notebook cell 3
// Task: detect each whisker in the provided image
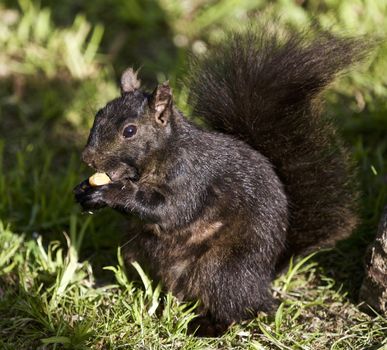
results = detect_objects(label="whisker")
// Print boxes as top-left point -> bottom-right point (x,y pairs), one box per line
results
119,232 -> 141,249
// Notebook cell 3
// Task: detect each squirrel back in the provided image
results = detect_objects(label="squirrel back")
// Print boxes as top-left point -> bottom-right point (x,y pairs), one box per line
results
187,27 -> 367,264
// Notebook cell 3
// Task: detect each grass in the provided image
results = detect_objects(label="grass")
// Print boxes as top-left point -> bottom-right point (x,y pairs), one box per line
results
0,0 -> 387,348
1,225 -> 386,349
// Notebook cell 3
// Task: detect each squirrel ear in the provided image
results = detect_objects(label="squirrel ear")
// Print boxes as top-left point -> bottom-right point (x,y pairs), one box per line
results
120,67 -> 141,94
149,81 -> 172,126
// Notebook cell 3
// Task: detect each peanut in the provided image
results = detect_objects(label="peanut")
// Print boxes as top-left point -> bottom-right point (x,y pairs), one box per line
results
89,172 -> 111,187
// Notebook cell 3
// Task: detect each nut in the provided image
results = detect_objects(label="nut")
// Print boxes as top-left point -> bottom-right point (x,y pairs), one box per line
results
89,172 -> 111,187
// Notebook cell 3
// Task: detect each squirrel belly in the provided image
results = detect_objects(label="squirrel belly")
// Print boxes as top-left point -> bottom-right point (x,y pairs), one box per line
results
75,24 -> 369,331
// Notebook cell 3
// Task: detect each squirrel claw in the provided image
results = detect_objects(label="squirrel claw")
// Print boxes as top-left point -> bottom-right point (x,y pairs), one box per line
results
74,180 -> 109,210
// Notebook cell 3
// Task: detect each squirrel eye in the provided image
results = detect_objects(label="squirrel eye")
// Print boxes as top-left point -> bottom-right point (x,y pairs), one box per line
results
123,124 -> 137,138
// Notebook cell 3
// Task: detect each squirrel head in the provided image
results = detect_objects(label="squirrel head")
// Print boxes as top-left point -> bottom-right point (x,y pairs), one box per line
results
82,67 -> 174,181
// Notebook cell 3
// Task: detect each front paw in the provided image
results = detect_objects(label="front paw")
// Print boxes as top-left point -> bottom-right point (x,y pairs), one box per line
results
74,180 -> 110,211
75,187 -> 105,211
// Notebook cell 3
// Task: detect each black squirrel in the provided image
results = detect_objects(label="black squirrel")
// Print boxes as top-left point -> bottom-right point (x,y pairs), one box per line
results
74,26 -> 367,335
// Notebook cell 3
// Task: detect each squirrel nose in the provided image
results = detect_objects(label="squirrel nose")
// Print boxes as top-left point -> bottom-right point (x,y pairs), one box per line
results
82,148 -> 97,168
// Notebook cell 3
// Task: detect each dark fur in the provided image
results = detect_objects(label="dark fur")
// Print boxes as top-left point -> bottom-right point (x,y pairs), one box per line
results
74,25 -> 367,334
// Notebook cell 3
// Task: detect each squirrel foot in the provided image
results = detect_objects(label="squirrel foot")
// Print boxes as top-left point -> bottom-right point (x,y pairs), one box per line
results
187,315 -> 230,337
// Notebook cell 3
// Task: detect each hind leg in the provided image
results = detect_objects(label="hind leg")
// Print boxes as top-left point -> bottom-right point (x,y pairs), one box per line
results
198,250 -> 276,323
179,247 -> 276,337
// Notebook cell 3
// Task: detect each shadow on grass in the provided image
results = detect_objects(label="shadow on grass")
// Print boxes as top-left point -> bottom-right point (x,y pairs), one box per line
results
312,190 -> 386,307
312,232 -> 370,303
312,97 -> 387,305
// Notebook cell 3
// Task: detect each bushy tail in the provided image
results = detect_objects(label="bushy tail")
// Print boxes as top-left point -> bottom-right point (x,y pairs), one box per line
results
187,25 -> 369,262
